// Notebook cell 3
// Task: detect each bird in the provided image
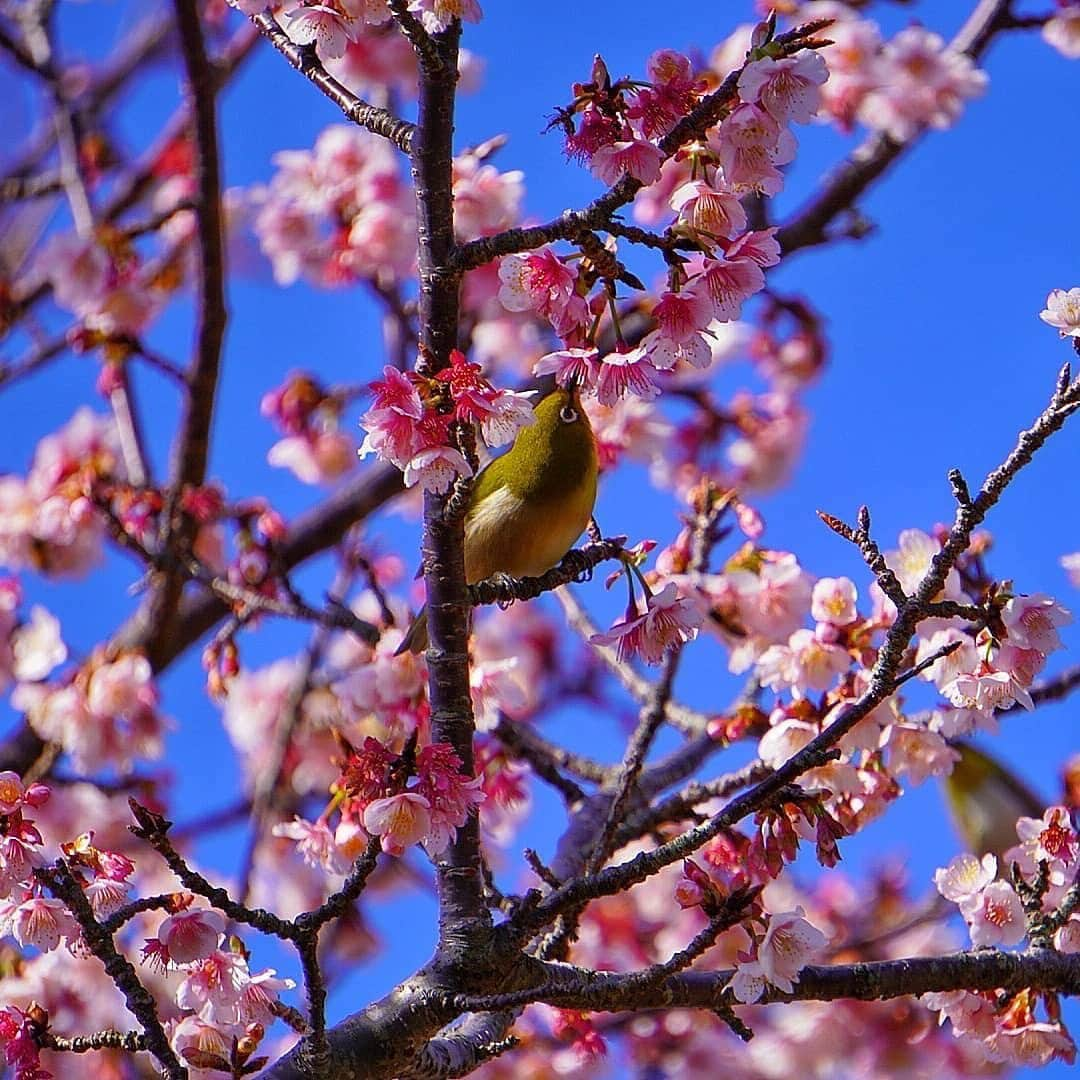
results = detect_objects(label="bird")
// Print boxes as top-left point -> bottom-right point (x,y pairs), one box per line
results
943,741 -> 1045,860
395,384 -> 598,655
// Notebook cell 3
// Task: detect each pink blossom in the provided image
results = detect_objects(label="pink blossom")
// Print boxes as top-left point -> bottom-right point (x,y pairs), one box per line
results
725,228 -> 781,269
962,879 -> 1027,947
858,27 -> 987,142
86,653 -> 154,717
415,743 -> 485,855
756,908 -> 827,993
589,138 -> 664,186
693,254 -> 765,322
532,348 -> 601,390
34,231 -> 111,314
810,12 -> 882,129
595,346 -> 661,406
453,151 -> 523,241
884,527 -> 963,597
176,948 -> 248,1025
1001,592 -> 1072,652
274,816 -> 351,875
408,0 -> 482,34
757,627 -> 850,696
284,2 -> 361,61
1056,913 -> 1080,953
934,852 -> 997,904
726,552 -> 813,641
239,965 -> 295,1025
359,366 -> 427,468
170,1015 -> 231,1067
497,249 -> 577,317
921,988 -> 998,1039
470,657 -> 528,731
1063,551 -> 1080,587
1044,8 -> 1080,59
914,627 -> 979,691
84,875 -> 130,919
590,582 -> 704,665
475,389 -> 537,448
1015,807 -> 1075,881
943,663 -> 1032,715
716,102 -> 796,195
0,772 -> 38,816
10,606 -> 66,683
738,51 -> 829,124
988,1019 -> 1077,1068
811,577 -> 858,627
1040,287 -> 1080,337
670,179 -> 747,241
11,896 -> 77,951
153,909 -> 226,966
268,430 -> 356,485
757,717 -> 817,770
0,832 -> 45,897
403,445 -> 473,494
362,792 -> 432,856
642,290 -> 715,371
626,50 -> 700,138
885,725 -> 958,785
728,958 -> 768,1003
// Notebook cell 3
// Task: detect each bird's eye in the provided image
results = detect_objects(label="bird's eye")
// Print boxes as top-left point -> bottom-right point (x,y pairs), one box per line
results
559,405 -> 578,423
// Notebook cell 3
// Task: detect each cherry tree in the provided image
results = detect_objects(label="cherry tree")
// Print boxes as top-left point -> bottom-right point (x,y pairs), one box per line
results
1,1 -> 1080,1078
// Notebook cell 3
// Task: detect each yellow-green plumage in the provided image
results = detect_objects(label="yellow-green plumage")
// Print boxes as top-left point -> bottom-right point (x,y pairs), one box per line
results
943,742 -> 1044,859
397,387 -> 598,654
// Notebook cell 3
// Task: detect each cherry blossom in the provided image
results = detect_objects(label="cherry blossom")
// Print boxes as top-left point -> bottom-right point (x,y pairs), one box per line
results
933,852 -> 997,904
362,792 -> 432,857
590,138 -> 665,186
670,180 -> 747,242
738,50 -> 829,124
756,908 -> 828,992
641,290 -> 715,371
284,2 -> 362,62
595,346 -> 662,405
408,0 -> 482,34
591,582 -> 704,665
858,27 -> 988,142
1044,7 -> 1080,58
1039,287 -> 1080,337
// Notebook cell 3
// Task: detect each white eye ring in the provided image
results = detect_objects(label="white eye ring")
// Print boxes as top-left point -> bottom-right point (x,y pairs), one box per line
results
559,405 -> 578,423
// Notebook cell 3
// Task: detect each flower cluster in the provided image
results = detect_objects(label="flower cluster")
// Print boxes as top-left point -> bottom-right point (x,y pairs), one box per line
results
275,736 -> 484,866
13,650 -> 168,773
514,43 -> 822,414
927,806 -> 1080,1066
359,352 -> 535,492
728,907 -> 828,1003
31,227 -> 164,338
788,4 -> 988,138
252,125 -> 415,286
0,773 -> 51,913
0,409 -> 123,578
261,372 -> 356,485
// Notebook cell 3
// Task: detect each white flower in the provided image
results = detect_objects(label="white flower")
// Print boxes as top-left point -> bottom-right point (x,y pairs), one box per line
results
756,908 -> 827,993
934,852 -> 996,904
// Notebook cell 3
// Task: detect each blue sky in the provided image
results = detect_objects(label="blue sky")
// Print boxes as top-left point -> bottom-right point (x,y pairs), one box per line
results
2,1 -> 1079,1076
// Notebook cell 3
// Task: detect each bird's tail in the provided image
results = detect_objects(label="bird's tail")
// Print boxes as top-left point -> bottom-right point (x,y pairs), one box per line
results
394,605 -> 429,656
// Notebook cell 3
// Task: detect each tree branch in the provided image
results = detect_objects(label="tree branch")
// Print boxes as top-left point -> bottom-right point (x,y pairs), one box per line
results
250,12 -> 415,153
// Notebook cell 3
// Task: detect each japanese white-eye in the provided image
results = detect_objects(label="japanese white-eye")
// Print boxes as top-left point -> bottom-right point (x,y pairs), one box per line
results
943,741 -> 1044,859
396,385 -> 598,654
